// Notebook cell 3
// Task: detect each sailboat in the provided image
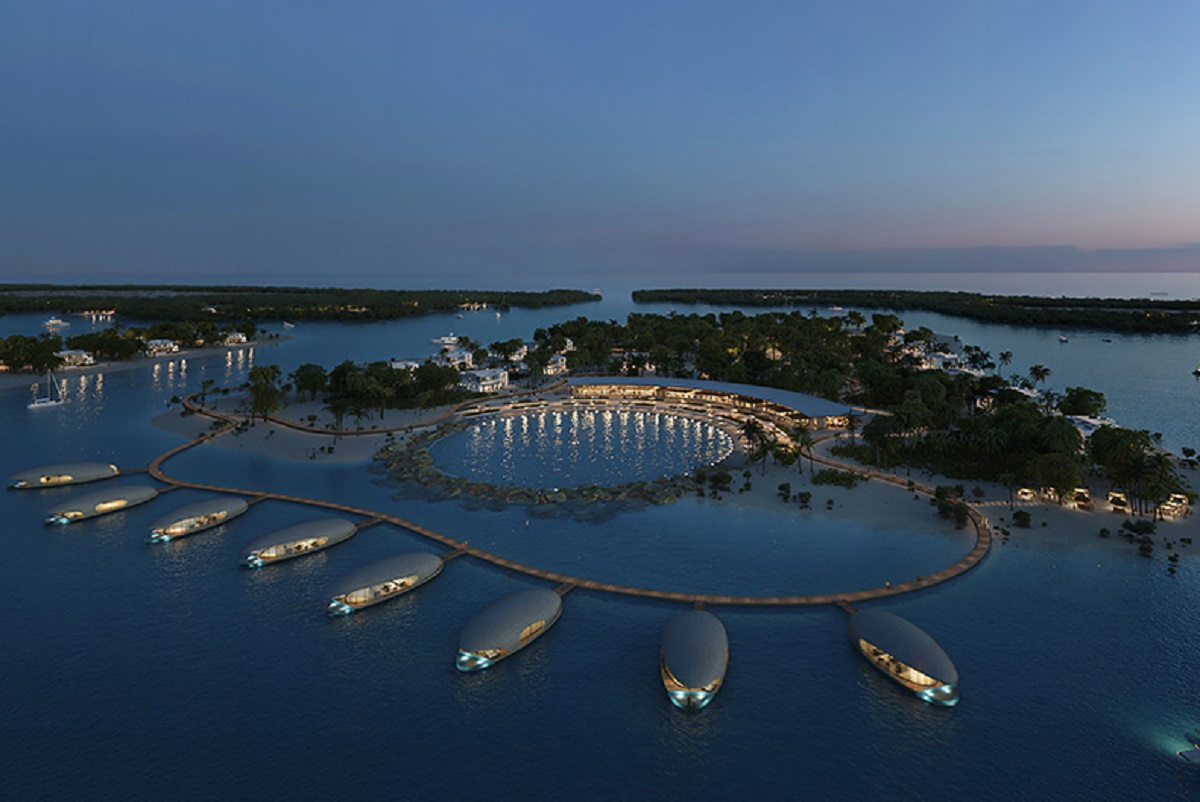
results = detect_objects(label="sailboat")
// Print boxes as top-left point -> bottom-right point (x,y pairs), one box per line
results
28,370 -> 65,409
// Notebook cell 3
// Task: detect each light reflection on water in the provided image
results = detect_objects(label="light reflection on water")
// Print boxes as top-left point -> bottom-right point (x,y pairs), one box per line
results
432,409 -> 735,488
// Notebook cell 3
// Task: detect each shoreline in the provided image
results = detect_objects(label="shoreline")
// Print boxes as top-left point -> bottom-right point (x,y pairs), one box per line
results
0,340 -> 272,393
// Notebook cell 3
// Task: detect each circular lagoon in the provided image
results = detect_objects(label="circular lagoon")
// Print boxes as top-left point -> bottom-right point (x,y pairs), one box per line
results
428,408 -> 735,488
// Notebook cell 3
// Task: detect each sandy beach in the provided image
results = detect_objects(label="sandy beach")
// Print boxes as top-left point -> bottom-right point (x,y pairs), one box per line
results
148,389 -> 1200,581
151,393 -> 459,464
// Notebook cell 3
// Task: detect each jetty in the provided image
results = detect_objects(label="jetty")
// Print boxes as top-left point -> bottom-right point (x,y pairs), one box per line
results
140,391 -> 992,607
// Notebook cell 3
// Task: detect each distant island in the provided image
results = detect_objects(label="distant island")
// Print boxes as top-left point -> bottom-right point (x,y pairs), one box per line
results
0,284 -> 600,322
632,288 -> 1200,334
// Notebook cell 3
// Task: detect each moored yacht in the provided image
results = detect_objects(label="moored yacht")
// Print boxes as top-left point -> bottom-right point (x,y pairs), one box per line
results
326,551 -> 443,614
45,484 -> 159,525
456,589 -> 562,671
9,462 -> 120,490
848,609 -> 959,706
241,518 -> 356,568
148,496 -> 250,542
660,610 -> 729,710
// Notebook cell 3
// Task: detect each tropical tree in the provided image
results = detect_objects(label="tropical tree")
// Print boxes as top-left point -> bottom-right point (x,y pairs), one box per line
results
1028,364 -> 1052,387
997,351 -> 1013,375
290,363 -> 328,401
247,365 -> 286,421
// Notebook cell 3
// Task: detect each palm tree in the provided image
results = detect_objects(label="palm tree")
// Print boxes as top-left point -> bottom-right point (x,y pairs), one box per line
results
1028,364 -> 1051,387
998,351 -> 1013,375
198,378 -> 215,408
793,426 -> 816,476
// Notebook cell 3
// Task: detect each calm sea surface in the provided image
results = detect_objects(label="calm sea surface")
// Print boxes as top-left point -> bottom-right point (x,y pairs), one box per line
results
3,278 -> 1200,799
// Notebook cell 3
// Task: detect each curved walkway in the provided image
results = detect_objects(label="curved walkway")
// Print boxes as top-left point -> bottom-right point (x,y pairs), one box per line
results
153,392 -> 991,606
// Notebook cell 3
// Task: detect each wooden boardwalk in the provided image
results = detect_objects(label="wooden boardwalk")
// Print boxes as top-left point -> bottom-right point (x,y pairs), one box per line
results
150,395 -> 992,607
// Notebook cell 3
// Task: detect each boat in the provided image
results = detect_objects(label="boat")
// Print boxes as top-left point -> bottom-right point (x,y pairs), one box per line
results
148,496 -> 249,542
1059,335 -> 1068,343
848,609 -> 959,706
9,462 -> 120,490
27,370 -> 65,409
1193,365 -> 1200,376
660,610 -> 729,710
456,589 -> 562,671
283,321 -> 296,329
326,551 -> 443,615
240,518 -> 356,568
431,333 -> 458,346
44,484 -> 159,525
43,317 -> 69,330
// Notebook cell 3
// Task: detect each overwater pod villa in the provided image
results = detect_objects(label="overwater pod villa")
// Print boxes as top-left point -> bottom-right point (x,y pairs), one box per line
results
10,462 -> 119,490
148,496 -> 250,543
241,518 -> 356,568
660,610 -> 729,711
327,551 -> 443,615
848,609 -> 960,706
456,588 -> 562,672
44,484 -> 159,525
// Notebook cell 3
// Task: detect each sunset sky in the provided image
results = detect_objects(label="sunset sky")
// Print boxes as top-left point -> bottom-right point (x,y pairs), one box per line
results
2,1 -> 1198,285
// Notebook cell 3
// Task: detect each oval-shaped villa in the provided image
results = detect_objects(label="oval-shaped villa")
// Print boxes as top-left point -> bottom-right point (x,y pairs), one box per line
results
10,462 -> 120,490
241,518 -> 356,568
848,609 -> 959,706
44,484 -> 159,525
660,610 -> 729,711
148,496 -> 250,543
327,551 -> 444,615
456,588 -> 562,672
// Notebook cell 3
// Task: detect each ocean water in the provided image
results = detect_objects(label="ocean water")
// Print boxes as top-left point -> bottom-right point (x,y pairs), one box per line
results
2,291 -> 1200,800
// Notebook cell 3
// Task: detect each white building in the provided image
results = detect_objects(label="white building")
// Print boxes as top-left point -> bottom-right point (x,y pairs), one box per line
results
224,331 -> 248,345
460,368 -> 509,393
435,347 -> 474,369
389,359 -> 422,372
55,349 -> 95,367
145,339 -> 180,356
544,353 -> 569,376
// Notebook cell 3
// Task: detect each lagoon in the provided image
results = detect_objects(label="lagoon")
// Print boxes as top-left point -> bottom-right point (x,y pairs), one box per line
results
2,290 -> 1199,800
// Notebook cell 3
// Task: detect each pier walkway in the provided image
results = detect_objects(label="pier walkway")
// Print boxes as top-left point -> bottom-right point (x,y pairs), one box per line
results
151,394 -> 991,607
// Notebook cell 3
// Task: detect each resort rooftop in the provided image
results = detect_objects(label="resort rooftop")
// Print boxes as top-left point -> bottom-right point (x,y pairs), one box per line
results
567,376 -> 854,420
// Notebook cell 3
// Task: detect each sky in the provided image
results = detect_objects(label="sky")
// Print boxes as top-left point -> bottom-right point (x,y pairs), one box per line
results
2,1 -> 1199,287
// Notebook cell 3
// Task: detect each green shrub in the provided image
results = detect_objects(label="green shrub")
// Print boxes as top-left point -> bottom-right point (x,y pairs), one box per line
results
812,469 -> 859,489
1012,510 -> 1032,528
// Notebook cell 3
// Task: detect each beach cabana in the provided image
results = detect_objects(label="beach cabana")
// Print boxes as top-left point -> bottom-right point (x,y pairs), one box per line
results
848,609 -> 959,706
241,518 -> 356,568
660,610 -> 729,710
45,484 -> 159,525
10,462 -> 119,490
456,589 -> 562,672
148,496 -> 250,542
327,552 -> 444,614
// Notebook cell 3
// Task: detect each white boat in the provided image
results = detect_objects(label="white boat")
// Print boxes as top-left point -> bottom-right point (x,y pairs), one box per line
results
283,321 -> 296,329
28,370 -> 65,409
1059,335 -> 1068,343
43,317 -> 70,330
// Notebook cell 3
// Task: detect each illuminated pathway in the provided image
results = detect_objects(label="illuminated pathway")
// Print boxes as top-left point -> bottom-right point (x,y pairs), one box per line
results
152,394 -> 991,606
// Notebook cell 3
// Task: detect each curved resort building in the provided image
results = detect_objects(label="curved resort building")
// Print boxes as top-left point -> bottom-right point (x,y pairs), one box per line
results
44,484 -> 159,525
327,552 -> 444,615
241,518 -> 356,568
456,589 -> 562,672
10,462 -> 119,490
660,610 -> 729,710
848,609 -> 959,706
148,496 -> 250,543
566,376 -> 854,433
